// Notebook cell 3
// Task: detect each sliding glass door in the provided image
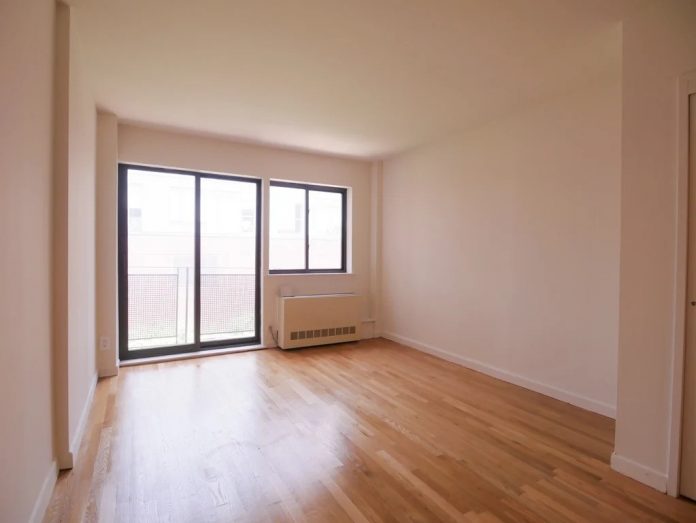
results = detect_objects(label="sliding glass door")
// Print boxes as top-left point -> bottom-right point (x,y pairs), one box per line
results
200,177 -> 258,343
118,164 -> 260,360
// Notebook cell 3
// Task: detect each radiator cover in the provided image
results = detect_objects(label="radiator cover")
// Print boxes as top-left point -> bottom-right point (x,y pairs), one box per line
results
277,294 -> 362,349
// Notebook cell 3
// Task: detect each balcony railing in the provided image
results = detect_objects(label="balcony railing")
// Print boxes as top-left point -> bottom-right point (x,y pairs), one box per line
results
127,268 -> 255,348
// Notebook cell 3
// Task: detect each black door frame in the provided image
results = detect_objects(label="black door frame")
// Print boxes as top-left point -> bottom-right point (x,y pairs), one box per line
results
118,163 -> 262,361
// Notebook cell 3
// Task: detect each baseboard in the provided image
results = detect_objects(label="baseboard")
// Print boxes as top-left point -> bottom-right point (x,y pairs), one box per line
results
611,452 -> 667,492
382,332 -> 616,419
67,373 -> 98,467
29,460 -> 57,523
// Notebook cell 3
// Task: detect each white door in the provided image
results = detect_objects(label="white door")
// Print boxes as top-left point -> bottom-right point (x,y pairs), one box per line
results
682,93 -> 696,501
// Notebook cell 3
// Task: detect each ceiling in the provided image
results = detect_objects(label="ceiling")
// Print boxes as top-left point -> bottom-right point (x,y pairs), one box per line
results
71,0 -> 630,159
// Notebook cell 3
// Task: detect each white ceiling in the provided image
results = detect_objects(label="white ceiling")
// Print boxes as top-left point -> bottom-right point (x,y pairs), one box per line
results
72,0 -> 629,159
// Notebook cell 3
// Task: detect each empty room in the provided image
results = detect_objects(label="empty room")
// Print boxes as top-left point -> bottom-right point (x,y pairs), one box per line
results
4,0 -> 696,521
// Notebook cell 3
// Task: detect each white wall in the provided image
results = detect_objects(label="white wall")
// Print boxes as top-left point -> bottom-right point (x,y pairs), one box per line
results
67,6 -> 97,456
613,0 -> 696,492
117,124 -> 375,348
381,71 -> 621,417
53,2 -> 98,470
96,112 -> 119,376
0,1 -> 58,521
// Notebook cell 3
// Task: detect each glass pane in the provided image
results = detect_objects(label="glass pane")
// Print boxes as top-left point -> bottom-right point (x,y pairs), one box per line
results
308,190 -> 343,270
269,185 -> 306,270
200,178 -> 257,342
127,169 -> 195,350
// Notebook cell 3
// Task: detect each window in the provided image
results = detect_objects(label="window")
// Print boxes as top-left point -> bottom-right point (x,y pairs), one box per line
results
269,181 -> 347,273
128,208 -> 142,232
118,164 -> 261,360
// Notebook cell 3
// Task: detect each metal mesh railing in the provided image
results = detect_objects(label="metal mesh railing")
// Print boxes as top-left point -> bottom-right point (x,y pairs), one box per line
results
128,274 -> 178,340
201,274 -> 255,335
128,271 -> 255,343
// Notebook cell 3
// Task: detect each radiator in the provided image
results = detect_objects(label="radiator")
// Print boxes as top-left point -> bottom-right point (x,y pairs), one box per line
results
277,294 -> 362,349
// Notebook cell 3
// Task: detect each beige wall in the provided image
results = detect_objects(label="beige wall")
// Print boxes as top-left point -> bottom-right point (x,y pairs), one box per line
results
613,0 -> 696,491
53,2 -> 98,470
67,6 -> 97,455
117,124 -> 375,348
96,112 -> 119,376
0,1 -> 57,521
52,0 -> 71,475
381,71 -> 621,417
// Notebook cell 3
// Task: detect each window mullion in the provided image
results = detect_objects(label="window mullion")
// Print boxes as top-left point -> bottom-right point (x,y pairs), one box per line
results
194,175 -> 201,349
305,188 -> 310,271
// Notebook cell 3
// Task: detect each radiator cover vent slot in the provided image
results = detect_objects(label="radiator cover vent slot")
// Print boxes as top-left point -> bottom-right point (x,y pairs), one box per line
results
290,325 -> 356,341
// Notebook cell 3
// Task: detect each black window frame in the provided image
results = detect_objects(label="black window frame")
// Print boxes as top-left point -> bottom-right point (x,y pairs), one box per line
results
269,180 -> 347,274
118,163 -> 262,361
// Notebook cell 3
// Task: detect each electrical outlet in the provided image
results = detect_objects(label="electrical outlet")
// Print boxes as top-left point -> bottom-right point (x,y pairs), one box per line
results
99,336 -> 110,351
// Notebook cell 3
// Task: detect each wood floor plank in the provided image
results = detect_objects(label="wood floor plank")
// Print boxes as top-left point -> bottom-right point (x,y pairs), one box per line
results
44,339 -> 696,522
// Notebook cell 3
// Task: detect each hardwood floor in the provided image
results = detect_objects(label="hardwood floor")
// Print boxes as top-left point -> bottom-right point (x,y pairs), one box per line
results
44,339 -> 696,522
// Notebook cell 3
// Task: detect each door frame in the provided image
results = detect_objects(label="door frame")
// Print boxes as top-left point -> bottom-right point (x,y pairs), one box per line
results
118,163 -> 262,361
668,70 -> 696,497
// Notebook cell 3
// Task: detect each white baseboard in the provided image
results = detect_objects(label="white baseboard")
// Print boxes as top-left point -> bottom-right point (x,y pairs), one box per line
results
382,332 -> 616,419
611,452 -> 668,492
29,460 -> 57,523
66,373 -> 98,467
